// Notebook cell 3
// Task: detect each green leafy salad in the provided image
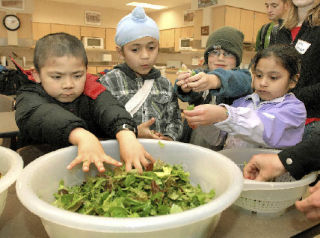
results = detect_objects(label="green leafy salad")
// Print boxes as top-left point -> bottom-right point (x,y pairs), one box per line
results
53,160 -> 215,218
186,104 -> 195,110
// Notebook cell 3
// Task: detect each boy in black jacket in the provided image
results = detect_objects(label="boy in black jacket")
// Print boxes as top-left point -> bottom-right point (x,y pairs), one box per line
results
15,32 -> 154,173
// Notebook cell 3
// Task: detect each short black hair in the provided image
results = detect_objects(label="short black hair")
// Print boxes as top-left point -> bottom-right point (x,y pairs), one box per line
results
251,44 -> 301,82
34,32 -> 88,72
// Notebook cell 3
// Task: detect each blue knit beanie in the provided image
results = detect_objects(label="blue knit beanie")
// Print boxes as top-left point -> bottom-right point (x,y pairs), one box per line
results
115,7 -> 159,47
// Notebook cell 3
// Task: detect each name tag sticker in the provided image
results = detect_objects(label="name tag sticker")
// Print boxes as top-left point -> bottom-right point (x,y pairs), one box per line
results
295,39 -> 311,54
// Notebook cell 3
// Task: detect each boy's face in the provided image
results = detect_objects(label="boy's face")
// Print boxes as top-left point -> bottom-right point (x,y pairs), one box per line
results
119,36 -> 158,76
207,48 -> 237,71
265,0 -> 287,21
34,55 -> 86,103
253,56 -> 297,101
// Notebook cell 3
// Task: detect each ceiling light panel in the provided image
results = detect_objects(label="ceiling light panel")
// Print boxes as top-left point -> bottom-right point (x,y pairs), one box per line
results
126,2 -> 167,10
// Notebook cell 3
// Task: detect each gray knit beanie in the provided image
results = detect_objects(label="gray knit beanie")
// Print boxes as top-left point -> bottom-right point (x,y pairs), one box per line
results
204,26 -> 244,67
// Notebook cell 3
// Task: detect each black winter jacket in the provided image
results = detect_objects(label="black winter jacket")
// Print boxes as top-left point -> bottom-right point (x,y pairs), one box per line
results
15,76 -> 136,148
278,130 -> 320,180
272,21 -> 320,118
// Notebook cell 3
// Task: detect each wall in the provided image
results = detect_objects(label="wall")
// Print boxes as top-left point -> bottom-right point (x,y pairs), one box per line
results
1,0 -> 257,70
191,0 -> 266,13
149,4 -> 191,30
32,0 -> 128,28
221,0 -> 266,12
0,0 -> 34,13
0,0 -> 34,47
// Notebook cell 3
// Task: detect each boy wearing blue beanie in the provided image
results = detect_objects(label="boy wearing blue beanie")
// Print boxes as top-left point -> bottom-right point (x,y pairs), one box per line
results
100,7 -> 183,141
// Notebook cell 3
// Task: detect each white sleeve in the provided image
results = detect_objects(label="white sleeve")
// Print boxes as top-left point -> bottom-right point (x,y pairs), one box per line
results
214,104 -> 267,146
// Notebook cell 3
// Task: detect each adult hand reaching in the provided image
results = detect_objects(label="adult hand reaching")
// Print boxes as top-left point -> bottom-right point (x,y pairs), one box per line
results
295,181 -> 320,221
243,153 -> 286,181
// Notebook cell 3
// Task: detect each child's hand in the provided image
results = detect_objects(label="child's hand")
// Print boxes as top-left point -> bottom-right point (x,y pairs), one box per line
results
243,154 -> 286,181
176,72 -> 192,93
158,135 -> 173,141
116,130 -> 155,173
183,104 -> 228,128
138,118 -> 162,139
67,128 -> 122,172
184,72 -> 221,92
138,118 -> 173,141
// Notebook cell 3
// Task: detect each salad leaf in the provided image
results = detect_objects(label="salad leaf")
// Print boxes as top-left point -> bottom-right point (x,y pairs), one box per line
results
186,104 -> 195,110
53,160 -> 215,218
170,204 -> 183,214
158,141 -> 165,148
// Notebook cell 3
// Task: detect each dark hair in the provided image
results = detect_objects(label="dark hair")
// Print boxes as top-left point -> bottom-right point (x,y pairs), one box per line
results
33,32 -> 88,72
251,44 -> 301,82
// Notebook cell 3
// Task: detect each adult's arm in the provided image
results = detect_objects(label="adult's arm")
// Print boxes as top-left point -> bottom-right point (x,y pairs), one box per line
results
278,130 -> 320,180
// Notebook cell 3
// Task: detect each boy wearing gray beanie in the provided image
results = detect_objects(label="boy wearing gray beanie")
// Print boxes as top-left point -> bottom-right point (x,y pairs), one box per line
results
100,7 -> 183,141
204,26 -> 244,67
174,26 -> 252,149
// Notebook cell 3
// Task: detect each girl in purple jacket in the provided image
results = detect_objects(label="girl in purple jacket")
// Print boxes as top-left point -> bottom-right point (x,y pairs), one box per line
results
184,44 -> 306,149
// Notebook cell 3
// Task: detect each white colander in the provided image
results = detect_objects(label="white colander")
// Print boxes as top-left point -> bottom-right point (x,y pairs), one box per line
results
219,148 -> 318,216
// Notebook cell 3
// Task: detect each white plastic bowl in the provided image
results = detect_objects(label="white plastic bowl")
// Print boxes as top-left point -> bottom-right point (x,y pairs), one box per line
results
219,148 -> 317,216
0,146 -> 24,216
16,139 -> 243,238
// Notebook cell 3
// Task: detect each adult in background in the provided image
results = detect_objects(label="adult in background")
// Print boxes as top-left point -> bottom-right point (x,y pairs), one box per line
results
255,0 -> 289,51
272,0 -> 320,140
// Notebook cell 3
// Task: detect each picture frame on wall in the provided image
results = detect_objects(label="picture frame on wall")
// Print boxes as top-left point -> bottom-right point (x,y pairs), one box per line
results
0,0 -> 24,10
183,10 -> 194,25
201,26 -> 209,36
85,11 -> 102,26
198,0 -> 217,8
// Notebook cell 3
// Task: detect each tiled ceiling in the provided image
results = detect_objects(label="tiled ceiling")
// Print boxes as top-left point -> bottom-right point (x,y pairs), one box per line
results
45,0 -> 191,12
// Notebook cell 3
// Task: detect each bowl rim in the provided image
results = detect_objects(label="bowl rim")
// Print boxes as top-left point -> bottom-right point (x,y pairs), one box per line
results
219,148 -> 318,191
16,140 -> 244,233
0,146 -> 24,194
